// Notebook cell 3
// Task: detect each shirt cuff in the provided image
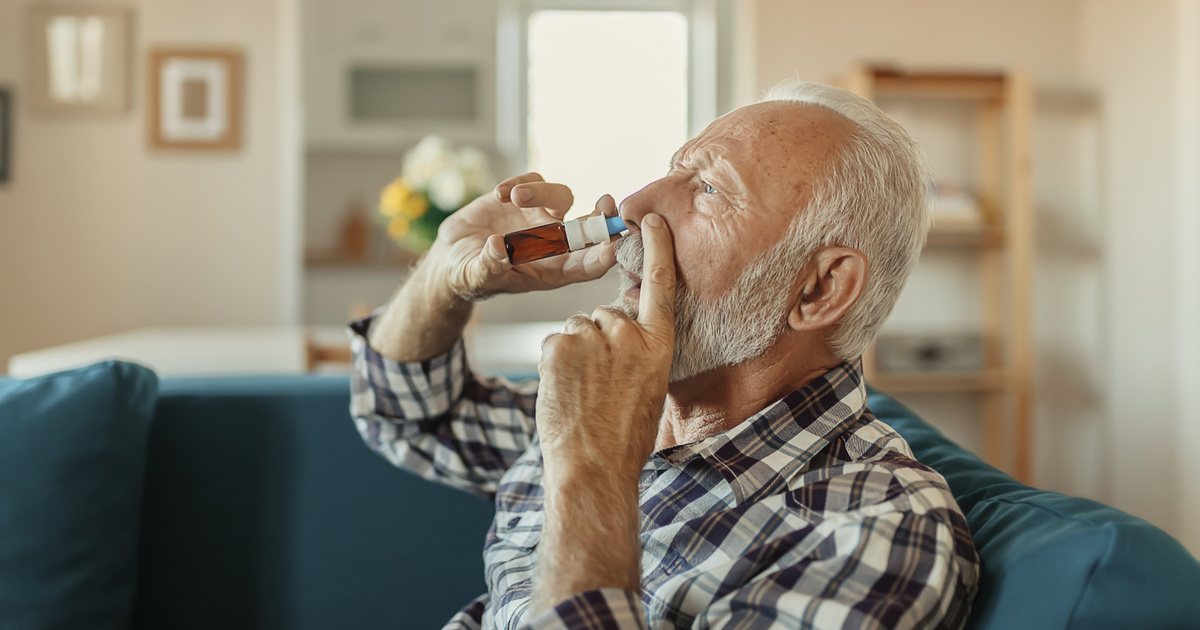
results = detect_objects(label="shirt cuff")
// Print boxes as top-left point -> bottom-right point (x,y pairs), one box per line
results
521,589 -> 647,630
347,313 -> 469,421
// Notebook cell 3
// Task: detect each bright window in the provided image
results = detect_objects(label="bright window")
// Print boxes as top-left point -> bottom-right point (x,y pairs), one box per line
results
526,10 -> 689,218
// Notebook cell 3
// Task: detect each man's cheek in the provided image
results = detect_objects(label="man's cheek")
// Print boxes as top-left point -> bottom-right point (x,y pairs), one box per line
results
672,260 -> 699,300
668,233 -> 704,293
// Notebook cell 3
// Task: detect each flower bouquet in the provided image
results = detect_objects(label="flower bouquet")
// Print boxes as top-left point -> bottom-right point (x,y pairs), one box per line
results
379,135 -> 495,252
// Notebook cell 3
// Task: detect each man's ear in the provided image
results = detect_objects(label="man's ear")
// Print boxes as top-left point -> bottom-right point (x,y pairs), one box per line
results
787,247 -> 869,332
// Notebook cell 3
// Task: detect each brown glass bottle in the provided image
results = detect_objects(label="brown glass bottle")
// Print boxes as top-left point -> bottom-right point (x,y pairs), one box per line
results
504,222 -> 570,265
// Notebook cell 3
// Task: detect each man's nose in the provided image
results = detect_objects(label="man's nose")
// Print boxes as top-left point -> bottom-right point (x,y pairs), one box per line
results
618,178 -> 665,234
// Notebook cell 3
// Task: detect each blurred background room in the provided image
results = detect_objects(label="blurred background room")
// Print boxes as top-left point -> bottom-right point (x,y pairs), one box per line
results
1,0 -> 1198,563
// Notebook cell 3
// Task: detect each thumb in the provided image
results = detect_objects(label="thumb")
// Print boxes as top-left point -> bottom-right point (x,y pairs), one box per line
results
468,234 -> 513,290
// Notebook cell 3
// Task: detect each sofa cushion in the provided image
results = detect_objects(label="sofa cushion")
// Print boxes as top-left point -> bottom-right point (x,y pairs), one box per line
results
867,389 -> 1200,630
133,375 -> 495,630
0,361 -> 158,630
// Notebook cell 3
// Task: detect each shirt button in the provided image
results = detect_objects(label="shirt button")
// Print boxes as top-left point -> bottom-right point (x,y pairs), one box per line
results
507,516 -> 521,528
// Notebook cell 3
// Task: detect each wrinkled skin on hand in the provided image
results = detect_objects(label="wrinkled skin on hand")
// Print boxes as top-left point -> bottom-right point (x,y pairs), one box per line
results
432,172 -> 618,300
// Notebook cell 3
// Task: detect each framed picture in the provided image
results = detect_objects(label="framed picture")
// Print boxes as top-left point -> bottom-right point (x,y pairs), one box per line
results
148,48 -> 243,150
0,88 -> 11,182
28,4 -> 132,116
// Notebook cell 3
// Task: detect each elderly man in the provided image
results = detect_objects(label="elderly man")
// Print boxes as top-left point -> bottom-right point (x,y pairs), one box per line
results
350,81 -> 979,629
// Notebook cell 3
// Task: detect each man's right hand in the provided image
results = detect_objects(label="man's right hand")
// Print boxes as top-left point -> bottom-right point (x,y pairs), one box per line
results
367,172 -> 618,362
431,172 -> 619,300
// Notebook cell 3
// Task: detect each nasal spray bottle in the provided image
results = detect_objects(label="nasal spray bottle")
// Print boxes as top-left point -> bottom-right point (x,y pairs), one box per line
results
503,215 -> 627,265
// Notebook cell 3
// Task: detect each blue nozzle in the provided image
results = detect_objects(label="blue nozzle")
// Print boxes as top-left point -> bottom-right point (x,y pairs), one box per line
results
606,216 -> 627,235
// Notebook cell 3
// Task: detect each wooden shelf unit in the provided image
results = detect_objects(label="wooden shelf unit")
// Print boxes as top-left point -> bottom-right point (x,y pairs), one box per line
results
836,65 -> 1035,483
926,226 -> 1004,248
868,369 -> 1008,394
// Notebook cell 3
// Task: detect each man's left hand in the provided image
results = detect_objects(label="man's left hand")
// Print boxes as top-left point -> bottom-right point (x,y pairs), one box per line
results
535,212 -> 677,485
530,212 -> 676,615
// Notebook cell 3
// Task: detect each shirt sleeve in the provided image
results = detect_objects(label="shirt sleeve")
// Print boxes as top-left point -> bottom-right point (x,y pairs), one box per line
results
519,589 -> 647,630
348,315 -> 539,499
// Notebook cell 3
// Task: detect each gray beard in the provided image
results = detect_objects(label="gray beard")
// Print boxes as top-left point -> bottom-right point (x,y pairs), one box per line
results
611,233 -> 798,383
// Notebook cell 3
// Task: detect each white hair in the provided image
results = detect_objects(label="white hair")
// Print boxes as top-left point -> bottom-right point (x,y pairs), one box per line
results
760,80 -> 931,360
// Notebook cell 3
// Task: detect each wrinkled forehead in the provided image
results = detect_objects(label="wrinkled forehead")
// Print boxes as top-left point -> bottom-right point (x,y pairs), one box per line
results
675,101 -> 856,209
680,101 -> 853,170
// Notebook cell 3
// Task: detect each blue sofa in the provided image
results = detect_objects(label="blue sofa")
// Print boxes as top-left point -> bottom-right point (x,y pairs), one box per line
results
3,362 -> 1200,629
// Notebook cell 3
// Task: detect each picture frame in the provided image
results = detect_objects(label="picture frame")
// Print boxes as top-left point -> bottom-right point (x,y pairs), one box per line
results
148,48 -> 243,150
0,88 -> 11,182
27,4 -> 132,116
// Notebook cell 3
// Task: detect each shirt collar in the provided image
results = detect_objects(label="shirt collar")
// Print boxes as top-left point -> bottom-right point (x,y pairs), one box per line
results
654,359 -> 868,505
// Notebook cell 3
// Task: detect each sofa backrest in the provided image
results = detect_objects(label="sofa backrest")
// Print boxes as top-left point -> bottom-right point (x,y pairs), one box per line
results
136,374 -> 1200,630
133,375 -> 495,630
867,389 -> 1200,630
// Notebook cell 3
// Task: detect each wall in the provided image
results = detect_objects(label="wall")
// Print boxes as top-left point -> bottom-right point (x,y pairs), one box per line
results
1176,0 -> 1200,559
1076,0 -> 1179,548
1073,0 -> 1200,557
0,0 -> 300,367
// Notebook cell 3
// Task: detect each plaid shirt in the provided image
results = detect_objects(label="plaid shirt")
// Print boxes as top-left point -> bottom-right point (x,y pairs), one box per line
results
349,318 -> 978,630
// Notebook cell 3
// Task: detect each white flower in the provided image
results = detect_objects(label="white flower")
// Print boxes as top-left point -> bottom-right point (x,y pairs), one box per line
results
454,147 -> 494,195
402,135 -> 454,189
397,135 -> 493,208
429,169 -> 467,210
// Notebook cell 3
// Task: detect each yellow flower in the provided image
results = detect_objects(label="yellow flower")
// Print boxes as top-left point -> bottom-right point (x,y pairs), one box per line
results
400,194 -> 428,220
379,178 -> 413,218
387,217 -> 410,238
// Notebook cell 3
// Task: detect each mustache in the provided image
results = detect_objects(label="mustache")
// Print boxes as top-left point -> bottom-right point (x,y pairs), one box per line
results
614,233 -> 644,278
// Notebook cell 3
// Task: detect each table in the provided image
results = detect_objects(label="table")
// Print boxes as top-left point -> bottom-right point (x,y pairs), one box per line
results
6,322 -> 564,379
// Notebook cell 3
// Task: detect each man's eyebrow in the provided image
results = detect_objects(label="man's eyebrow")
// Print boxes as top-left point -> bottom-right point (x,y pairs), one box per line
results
709,155 -> 748,194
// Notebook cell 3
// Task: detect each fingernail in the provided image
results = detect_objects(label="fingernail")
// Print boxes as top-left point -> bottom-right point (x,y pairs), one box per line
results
645,213 -> 664,228
515,187 -> 532,203
489,242 -> 507,261
495,186 -> 509,200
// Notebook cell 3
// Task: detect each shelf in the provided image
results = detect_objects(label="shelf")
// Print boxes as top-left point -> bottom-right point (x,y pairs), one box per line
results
926,227 -> 1003,248
869,369 -> 1007,393
873,70 -> 1006,101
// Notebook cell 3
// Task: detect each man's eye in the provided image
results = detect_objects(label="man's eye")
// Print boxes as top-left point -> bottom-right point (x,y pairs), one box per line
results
703,182 -> 717,194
